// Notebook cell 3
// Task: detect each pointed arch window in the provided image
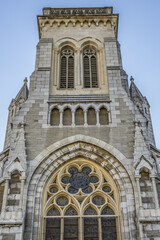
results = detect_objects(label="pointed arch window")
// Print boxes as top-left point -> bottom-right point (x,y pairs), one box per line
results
43,159 -> 120,240
83,47 -> 98,88
60,47 -> 74,89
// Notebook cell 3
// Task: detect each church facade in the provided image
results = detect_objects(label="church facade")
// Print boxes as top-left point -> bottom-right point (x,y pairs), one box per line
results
0,7 -> 160,240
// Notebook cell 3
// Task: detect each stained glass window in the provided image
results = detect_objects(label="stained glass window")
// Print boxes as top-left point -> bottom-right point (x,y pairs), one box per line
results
46,219 -> 60,240
44,159 -> 119,240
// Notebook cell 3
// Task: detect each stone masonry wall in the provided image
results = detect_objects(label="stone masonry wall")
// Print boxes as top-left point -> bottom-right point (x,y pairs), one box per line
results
24,37 -> 135,162
143,223 -> 160,240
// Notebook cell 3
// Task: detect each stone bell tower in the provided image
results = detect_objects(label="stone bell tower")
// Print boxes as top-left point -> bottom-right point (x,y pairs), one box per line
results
0,6 -> 160,240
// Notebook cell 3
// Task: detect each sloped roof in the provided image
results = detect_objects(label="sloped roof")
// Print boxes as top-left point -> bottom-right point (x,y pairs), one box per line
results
130,77 -> 144,102
15,78 -> 29,103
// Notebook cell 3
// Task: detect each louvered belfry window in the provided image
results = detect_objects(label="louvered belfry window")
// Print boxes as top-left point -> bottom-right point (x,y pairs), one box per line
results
83,47 -> 98,88
60,47 -> 74,89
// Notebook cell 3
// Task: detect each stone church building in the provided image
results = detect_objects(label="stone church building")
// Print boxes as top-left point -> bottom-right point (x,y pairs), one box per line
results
0,6 -> 160,240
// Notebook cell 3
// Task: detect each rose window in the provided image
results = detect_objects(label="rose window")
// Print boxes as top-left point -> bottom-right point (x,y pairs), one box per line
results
43,159 -> 120,240
61,166 -> 99,195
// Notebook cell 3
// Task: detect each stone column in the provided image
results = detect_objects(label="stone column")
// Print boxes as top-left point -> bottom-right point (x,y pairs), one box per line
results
84,110 -> 88,127
96,110 -> 100,126
135,175 -> 144,239
0,161 -> 4,177
76,49 -> 81,86
19,178 -> 25,211
59,110 -> 63,127
135,175 -> 142,208
97,48 -> 104,85
151,175 -> 159,211
80,50 -> 83,87
72,110 -> 75,126
1,177 -> 9,217
54,49 -> 60,86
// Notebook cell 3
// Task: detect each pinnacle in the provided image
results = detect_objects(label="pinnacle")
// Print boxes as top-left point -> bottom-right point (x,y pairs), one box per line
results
24,77 -> 28,83
130,76 -> 134,82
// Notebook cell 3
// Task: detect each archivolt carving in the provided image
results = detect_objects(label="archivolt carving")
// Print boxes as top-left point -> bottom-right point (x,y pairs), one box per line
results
25,136 -> 136,240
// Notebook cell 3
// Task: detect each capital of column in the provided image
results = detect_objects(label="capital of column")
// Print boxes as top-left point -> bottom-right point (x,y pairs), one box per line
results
4,176 -> 10,181
135,175 -> 141,180
150,174 -> 157,179
75,48 -> 81,53
20,177 -> 26,181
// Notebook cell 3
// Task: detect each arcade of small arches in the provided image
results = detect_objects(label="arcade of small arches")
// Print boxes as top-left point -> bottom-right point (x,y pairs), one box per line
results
49,104 -> 110,127
42,158 -> 121,240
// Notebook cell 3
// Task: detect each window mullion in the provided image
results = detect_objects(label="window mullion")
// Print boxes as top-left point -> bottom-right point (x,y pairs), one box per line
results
66,56 -> 69,88
60,218 -> 64,240
98,217 -> 102,240
79,217 -> 83,240
89,56 -> 92,88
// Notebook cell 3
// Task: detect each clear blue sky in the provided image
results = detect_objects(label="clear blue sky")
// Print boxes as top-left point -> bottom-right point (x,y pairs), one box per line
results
0,0 -> 160,151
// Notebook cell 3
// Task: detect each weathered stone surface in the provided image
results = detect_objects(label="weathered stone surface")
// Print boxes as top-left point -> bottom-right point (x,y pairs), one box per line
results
0,6 -> 160,240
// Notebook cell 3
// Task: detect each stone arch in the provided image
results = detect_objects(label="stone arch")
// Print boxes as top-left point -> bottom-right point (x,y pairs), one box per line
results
50,108 -> 60,126
63,107 -> 72,126
135,155 -> 154,176
24,135 -> 137,240
74,104 -> 85,111
80,38 -> 103,49
97,103 -> 109,111
86,103 -> 97,111
48,104 -> 60,124
55,38 -> 77,50
61,104 -> 72,112
99,106 -> 109,125
75,107 -> 84,125
87,107 -> 97,125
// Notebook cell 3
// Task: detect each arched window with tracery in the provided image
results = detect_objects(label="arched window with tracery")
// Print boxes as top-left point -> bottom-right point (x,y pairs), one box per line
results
83,47 -> 98,88
60,47 -> 74,89
43,159 -> 120,240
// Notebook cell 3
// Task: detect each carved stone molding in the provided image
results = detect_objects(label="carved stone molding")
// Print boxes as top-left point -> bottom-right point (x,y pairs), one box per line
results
39,18 -> 117,29
43,7 -> 113,16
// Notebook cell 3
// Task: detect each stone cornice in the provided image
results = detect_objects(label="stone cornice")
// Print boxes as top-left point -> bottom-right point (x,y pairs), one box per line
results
37,7 -> 119,39
37,15 -> 118,39
42,7 -> 113,16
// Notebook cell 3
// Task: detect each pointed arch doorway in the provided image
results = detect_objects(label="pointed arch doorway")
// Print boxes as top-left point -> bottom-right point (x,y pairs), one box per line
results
42,158 -> 121,240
